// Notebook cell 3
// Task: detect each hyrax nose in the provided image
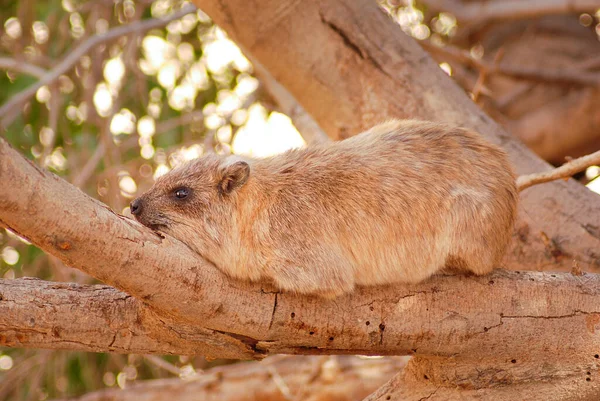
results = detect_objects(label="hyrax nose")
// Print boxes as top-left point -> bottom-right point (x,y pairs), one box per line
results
130,198 -> 143,216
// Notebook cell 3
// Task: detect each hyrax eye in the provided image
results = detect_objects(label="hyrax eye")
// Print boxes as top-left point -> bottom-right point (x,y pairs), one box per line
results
173,187 -> 190,199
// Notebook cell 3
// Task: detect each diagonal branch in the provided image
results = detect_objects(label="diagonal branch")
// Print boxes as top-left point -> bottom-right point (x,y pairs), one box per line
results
421,41 -> 600,87
249,54 -> 331,145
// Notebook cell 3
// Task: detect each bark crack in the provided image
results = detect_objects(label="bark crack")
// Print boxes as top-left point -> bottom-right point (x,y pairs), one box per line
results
108,332 -> 117,348
501,309 -> 599,320
475,310 -> 599,336
319,11 -> 394,81
418,387 -> 439,400
583,223 -> 600,240
359,290 -> 437,308
320,14 -> 366,59
213,330 -> 266,356
268,292 -> 278,330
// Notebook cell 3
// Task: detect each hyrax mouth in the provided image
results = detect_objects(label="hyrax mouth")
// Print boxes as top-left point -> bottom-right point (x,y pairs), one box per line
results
130,213 -> 169,232
147,223 -> 168,231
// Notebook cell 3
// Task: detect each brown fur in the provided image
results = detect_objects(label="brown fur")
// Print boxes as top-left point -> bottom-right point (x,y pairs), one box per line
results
131,120 -> 518,297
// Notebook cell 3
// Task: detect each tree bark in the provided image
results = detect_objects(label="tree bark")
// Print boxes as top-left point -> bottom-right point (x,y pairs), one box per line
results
364,355 -> 600,401
194,0 -> 600,274
51,355 -> 407,401
0,278 -> 252,358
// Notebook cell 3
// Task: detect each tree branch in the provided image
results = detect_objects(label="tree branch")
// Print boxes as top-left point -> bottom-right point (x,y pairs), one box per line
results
364,354 -> 600,400
517,149 -> 600,191
421,40 -> 600,87
3,0 -> 600,397
2,137 -> 600,366
51,355 -> 407,401
249,54 -> 330,145
0,57 -> 47,78
0,278 -> 257,359
422,0 -> 600,24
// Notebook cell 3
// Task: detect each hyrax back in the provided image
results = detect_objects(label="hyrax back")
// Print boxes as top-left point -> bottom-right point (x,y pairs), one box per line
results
131,120 -> 518,297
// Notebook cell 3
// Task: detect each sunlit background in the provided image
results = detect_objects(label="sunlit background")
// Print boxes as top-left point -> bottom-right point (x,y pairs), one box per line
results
1,0 -> 600,399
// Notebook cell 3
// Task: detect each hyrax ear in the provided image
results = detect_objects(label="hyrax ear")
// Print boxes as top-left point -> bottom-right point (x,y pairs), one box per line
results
219,161 -> 250,194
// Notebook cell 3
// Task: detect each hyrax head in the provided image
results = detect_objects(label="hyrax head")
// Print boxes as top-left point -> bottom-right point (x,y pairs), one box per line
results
130,154 -> 250,250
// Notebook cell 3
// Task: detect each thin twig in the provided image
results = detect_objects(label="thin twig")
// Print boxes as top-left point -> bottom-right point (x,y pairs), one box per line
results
0,57 -> 47,78
0,4 -> 197,129
156,109 -> 205,135
71,142 -> 106,188
574,54 -> 600,71
143,355 -> 182,376
472,48 -> 505,102
0,352 -> 48,401
517,149 -> 600,191
267,365 -> 294,401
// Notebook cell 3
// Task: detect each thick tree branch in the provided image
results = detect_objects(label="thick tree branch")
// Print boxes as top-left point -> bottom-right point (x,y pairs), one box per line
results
3,0 -> 600,397
0,138 -> 265,359
51,355 -> 407,401
0,278 -> 257,359
2,138 -> 600,368
364,354 -> 600,400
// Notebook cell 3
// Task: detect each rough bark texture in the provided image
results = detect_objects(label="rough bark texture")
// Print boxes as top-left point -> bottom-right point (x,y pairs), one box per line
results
51,355 -> 407,401
364,356 -> 600,401
194,0 -> 600,275
0,278 -> 252,358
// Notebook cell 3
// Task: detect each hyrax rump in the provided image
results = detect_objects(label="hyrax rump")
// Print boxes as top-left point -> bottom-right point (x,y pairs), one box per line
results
131,120 -> 518,298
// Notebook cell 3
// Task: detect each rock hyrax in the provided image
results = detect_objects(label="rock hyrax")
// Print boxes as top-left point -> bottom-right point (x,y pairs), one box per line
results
131,119 -> 518,297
